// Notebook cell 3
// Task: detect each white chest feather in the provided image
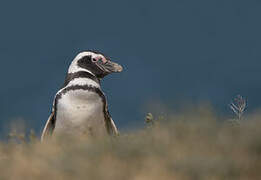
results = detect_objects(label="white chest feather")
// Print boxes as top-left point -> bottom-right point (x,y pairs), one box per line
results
54,88 -> 106,136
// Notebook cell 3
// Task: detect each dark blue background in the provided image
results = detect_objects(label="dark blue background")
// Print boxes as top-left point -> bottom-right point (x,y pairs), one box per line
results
0,0 -> 261,135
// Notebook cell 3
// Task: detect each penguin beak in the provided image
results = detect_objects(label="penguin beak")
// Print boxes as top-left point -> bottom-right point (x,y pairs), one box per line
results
97,60 -> 123,73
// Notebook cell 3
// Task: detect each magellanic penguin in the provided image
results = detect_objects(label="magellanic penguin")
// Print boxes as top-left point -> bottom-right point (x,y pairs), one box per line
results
41,51 -> 123,141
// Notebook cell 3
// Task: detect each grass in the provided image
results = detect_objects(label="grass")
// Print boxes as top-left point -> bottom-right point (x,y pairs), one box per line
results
1,105 -> 261,180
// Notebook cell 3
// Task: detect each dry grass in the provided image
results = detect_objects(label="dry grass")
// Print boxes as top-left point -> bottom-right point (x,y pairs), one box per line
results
1,106 -> 261,180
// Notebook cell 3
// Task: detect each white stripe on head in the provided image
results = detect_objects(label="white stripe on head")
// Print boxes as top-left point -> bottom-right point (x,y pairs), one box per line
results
68,51 -> 105,74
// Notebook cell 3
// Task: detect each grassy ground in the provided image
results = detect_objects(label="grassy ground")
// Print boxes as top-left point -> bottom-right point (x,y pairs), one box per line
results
1,106 -> 261,180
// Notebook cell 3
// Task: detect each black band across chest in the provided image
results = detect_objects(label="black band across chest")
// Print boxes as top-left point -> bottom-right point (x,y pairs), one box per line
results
63,71 -> 100,87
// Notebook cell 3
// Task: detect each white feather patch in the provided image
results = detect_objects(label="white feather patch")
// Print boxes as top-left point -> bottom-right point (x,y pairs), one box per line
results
67,78 -> 100,88
54,89 -> 107,136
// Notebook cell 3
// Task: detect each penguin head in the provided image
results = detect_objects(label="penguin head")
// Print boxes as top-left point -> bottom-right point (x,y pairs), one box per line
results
68,51 -> 123,78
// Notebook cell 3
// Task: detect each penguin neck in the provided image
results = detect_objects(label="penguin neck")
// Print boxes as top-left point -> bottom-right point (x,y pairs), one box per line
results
63,71 -> 101,88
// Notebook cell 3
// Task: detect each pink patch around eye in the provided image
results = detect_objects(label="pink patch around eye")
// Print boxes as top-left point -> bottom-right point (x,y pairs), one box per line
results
100,57 -> 107,63
94,55 -> 107,63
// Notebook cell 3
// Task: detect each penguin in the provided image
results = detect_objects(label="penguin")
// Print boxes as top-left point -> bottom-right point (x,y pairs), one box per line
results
41,51 -> 123,141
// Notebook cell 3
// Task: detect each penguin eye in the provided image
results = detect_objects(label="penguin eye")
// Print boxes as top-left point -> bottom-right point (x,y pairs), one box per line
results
92,58 -> 98,62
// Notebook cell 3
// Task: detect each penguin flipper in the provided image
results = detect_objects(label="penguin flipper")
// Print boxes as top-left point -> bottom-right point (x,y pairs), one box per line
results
41,111 -> 55,142
110,118 -> 119,136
